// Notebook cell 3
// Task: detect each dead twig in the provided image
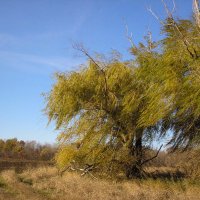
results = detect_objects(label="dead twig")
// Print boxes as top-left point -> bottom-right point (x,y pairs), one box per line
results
61,162 -> 98,179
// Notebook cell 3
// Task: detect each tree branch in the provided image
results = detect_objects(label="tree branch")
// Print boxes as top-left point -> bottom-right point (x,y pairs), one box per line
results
193,0 -> 200,29
124,22 -> 135,48
141,144 -> 163,166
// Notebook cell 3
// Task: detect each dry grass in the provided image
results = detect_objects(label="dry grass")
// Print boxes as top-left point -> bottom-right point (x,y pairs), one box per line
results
0,159 -> 53,172
0,167 -> 200,200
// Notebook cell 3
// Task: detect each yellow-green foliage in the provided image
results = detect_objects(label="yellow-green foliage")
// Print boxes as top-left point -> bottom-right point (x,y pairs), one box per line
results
133,18 -> 200,148
46,60 -> 147,171
45,14 -> 200,173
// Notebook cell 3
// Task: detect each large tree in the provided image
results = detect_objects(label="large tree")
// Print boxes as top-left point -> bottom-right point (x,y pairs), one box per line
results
45,1 -> 200,178
45,55 -> 159,178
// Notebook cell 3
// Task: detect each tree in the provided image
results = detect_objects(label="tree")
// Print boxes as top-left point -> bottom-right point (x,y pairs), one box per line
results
45,48 -> 163,178
40,145 -> 56,161
45,1 -> 200,178
3,138 -> 18,158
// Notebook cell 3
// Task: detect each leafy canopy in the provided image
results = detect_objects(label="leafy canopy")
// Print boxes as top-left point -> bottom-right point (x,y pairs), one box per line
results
45,9 -> 200,174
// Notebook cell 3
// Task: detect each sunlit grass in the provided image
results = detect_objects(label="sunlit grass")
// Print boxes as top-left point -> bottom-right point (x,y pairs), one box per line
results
14,167 -> 200,200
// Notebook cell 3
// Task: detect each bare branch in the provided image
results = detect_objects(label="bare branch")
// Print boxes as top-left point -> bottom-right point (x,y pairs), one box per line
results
193,0 -> 200,29
72,43 -> 103,70
171,0 -> 176,14
60,162 -> 98,179
147,6 -> 165,25
147,0 -> 175,24
123,18 -> 137,49
124,23 -> 135,48
141,144 -> 163,166
161,0 -> 173,18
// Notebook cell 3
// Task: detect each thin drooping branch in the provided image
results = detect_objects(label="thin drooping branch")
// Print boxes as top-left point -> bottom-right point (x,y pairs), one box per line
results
161,0 -> 175,18
147,6 -> 165,25
124,22 -> 135,48
141,144 -> 163,166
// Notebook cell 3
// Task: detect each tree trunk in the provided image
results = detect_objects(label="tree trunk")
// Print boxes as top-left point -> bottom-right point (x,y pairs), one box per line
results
126,129 -> 143,178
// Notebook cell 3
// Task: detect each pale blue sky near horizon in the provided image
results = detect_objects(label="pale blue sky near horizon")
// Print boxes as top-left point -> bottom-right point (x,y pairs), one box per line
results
0,0 -> 193,144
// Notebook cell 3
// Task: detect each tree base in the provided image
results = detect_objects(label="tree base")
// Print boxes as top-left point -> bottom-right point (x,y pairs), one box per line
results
126,165 -> 145,179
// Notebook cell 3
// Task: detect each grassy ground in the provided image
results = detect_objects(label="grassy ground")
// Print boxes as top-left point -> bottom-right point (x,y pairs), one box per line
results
0,167 -> 200,200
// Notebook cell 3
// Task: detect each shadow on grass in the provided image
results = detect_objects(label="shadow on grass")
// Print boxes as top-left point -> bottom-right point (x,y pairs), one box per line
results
145,169 -> 186,181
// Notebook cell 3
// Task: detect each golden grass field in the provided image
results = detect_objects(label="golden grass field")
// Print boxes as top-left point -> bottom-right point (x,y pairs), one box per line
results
0,166 -> 200,200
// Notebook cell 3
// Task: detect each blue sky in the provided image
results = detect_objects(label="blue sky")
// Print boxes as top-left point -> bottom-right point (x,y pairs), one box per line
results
0,0 -> 193,144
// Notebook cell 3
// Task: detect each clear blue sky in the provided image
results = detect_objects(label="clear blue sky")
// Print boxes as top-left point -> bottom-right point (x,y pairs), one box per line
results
0,0 -> 193,144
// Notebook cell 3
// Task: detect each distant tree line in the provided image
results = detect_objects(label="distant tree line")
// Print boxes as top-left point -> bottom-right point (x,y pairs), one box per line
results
0,138 -> 57,161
